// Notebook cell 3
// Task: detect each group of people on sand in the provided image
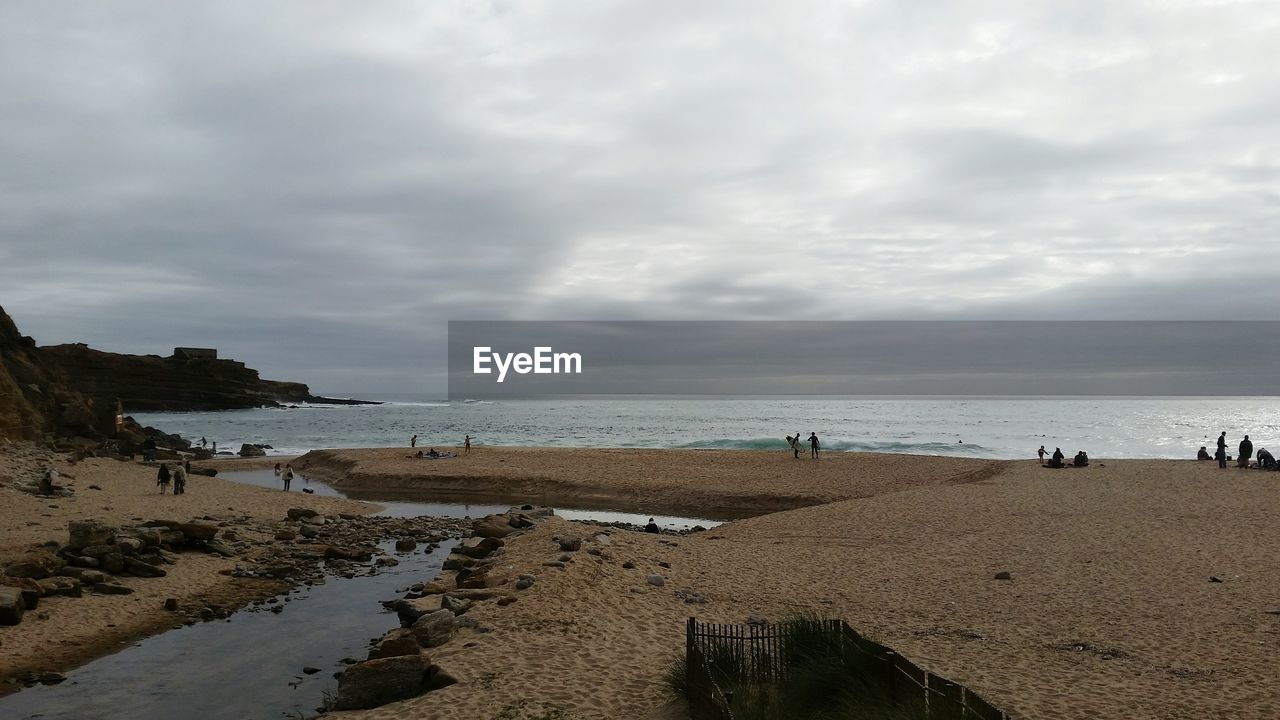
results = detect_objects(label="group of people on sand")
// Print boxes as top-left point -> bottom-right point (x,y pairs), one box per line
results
155,461 -> 190,494
1198,432 -> 1277,470
410,434 -> 472,456
1037,445 -> 1089,468
784,432 -> 821,459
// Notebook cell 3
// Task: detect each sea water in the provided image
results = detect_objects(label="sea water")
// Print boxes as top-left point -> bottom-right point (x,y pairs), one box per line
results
132,396 -> 1280,460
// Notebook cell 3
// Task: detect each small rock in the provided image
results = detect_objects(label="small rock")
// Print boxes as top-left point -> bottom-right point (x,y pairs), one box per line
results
994,571 -> 1012,581
647,574 -> 665,587
555,536 -> 582,552
395,539 -> 417,552
515,576 -> 534,590
302,666 -> 321,675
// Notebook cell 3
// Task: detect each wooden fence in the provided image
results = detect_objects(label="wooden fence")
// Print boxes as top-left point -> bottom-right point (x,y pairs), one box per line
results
685,617 -> 1010,720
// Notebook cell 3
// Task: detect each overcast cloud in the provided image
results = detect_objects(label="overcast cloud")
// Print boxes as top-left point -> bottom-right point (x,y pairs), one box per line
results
2,1 -> 1278,394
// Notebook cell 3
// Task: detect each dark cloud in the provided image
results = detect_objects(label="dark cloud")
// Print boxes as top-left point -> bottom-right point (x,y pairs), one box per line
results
2,1 -> 1277,393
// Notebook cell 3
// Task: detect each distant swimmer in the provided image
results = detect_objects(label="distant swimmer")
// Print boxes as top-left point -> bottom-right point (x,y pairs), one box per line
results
807,432 -> 820,459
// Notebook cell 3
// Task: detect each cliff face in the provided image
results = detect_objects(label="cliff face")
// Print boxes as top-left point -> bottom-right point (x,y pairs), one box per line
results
0,307 -> 99,441
38,343 -> 320,412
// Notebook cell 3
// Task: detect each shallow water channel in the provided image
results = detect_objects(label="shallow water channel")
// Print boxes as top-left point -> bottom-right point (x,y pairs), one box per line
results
0,470 -> 722,719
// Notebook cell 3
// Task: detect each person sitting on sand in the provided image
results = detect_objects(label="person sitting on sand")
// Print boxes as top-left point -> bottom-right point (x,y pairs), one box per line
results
157,463 -> 171,493
644,518 -> 660,533
414,450 -> 424,458
1047,447 -> 1065,468
282,464 -> 293,491
427,448 -> 439,458
1257,447 -> 1275,470
1197,446 -> 1212,461
1073,451 -> 1089,467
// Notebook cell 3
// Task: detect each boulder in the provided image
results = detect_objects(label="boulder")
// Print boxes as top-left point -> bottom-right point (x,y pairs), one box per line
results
410,609 -> 456,648
298,525 -> 320,539
3,577 -> 41,610
178,522 -> 219,542
286,508 -> 318,520
368,628 -> 422,659
440,595 -> 474,615
101,553 -> 125,574
274,529 -> 297,541
441,554 -> 475,571
555,536 -> 582,552
124,558 -> 166,578
56,567 -> 108,585
457,537 -> 504,559
81,544 -> 119,559
68,520 -> 117,550
67,555 -> 100,568
471,514 -> 517,539
204,540 -> 237,557
94,582 -> 134,595
238,443 -> 266,458
36,576 -> 82,598
647,574 -> 665,587
333,654 -> 434,711
4,552 -> 64,579
115,536 -> 145,555
324,546 -> 373,562
0,586 -> 28,623
394,539 -> 417,552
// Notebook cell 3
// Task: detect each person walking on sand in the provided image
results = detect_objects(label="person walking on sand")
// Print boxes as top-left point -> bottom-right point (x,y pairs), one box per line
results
1037,445 -> 1046,462
411,434 -> 418,448
808,432 -> 820,459
1217,431 -> 1228,469
172,462 -> 187,496
1238,434 -> 1253,468
157,463 -> 171,494
200,436 -> 207,449
464,434 -> 472,454
282,464 -> 294,491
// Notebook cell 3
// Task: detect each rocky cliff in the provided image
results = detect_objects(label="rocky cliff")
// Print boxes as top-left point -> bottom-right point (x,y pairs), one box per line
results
0,307 -> 99,441
0,306 -> 375,442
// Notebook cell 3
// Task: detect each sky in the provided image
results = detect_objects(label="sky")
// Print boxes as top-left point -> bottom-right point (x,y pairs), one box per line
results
2,1 -> 1278,395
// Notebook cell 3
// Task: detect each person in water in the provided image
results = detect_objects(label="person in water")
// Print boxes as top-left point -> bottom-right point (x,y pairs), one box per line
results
282,464 -> 294,491
808,432 -> 820,459
156,463 -> 171,493
644,518 -> 660,533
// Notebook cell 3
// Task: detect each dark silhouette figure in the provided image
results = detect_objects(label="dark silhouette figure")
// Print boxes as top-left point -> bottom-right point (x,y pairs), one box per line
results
1073,451 -> 1089,467
200,436 -> 207,449
173,464 -> 186,495
1197,446 -> 1212,461
156,463 -> 171,494
274,462 -> 282,476
644,518 -> 660,533
410,434 -> 418,448
1049,447 -> 1065,468
1217,432 -> 1228,468
1037,445 -> 1046,462
1239,435 -> 1253,468
1258,448 -> 1275,470
808,432 -> 820,459
282,464 -> 294,491
464,435 -> 472,454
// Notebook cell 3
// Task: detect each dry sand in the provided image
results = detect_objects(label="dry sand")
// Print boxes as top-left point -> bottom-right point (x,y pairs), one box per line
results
312,453 -> 1280,720
6,443 -> 1280,719
0,441 -> 371,683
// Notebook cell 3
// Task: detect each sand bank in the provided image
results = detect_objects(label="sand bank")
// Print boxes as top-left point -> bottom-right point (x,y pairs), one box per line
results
297,447 -> 1002,518
329,457 -> 1280,720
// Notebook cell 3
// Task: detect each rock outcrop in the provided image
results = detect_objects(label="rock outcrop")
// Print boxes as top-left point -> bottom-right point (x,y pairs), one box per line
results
0,306 -> 100,441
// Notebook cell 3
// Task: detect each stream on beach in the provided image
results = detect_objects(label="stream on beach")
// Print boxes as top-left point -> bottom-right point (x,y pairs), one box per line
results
0,470 -> 721,720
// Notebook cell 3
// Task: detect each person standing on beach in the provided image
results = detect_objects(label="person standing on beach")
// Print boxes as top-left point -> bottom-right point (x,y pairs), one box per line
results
411,434 -> 418,448
1217,431 -> 1228,469
172,463 -> 187,495
200,436 -> 207,449
1238,435 -> 1253,468
1037,445 -> 1046,462
464,435 -> 471,454
808,432 -> 820,459
157,463 -> 171,494
282,464 -> 294,491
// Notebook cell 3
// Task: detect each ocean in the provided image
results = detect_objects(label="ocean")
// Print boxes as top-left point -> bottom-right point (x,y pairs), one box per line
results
130,396 -> 1280,460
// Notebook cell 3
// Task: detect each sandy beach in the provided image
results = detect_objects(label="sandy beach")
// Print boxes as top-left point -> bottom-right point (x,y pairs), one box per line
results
0,442 -> 373,684
4,445 -> 1280,718
295,450 -> 1280,720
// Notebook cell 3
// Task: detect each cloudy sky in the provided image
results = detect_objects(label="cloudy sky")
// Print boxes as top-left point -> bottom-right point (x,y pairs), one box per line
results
2,1 -> 1278,394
